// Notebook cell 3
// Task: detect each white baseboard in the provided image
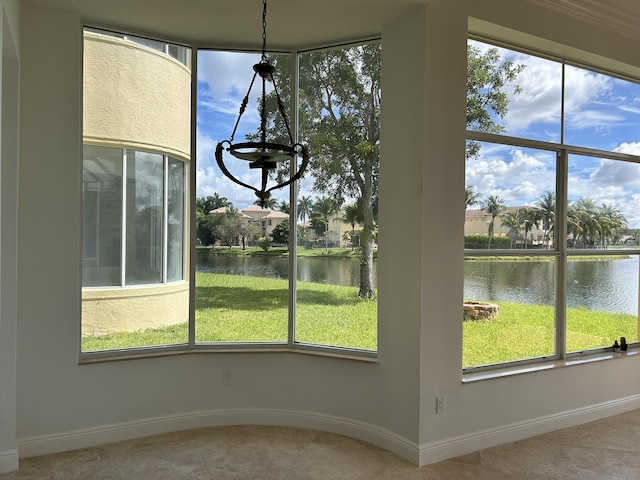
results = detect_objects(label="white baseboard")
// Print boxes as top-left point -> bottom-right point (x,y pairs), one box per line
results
419,394 -> 640,466
0,449 -> 19,474
18,409 -> 421,465
17,395 -> 640,468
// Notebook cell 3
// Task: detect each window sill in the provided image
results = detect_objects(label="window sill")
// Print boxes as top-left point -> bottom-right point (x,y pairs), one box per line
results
78,343 -> 378,365
462,348 -> 638,383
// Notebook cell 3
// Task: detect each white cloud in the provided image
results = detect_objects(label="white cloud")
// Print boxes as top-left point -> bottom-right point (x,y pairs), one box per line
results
197,50 -> 261,98
615,142 -> 640,155
466,148 -> 555,206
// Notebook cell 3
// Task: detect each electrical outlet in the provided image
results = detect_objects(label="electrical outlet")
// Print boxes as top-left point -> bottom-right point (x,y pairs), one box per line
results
436,396 -> 445,414
223,370 -> 233,386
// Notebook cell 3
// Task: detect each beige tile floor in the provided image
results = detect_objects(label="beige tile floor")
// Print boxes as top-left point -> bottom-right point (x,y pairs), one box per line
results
1,409 -> 639,479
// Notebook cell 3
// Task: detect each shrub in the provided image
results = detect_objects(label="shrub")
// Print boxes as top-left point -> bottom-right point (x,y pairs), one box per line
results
257,237 -> 271,252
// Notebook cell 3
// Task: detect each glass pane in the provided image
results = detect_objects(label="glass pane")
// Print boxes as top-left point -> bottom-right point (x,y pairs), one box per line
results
467,39 -> 562,146
566,256 -> 639,353
568,155 -> 640,250
82,145 -> 123,287
167,157 -> 185,282
126,151 -> 164,285
463,257 -> 556,368
465,142 -> 557,250
294,43 -> 380,351
564,66 -> 640,152
82,27 -> 190,352
195,49 -> 291,343
566,154 -> 640,352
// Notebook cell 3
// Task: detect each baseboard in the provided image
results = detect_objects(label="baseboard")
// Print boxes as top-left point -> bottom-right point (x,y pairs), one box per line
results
418,393 -> 640,466
17,395 -> 640,468
18,409 -> 421,465
0,449 -> 19,474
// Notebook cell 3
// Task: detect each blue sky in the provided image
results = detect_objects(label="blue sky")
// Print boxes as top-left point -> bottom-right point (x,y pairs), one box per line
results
467,40 -> 640,228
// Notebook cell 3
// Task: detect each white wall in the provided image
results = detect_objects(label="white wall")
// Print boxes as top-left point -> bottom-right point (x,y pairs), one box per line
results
10,0 -> 640,473
0,0 -> 19,473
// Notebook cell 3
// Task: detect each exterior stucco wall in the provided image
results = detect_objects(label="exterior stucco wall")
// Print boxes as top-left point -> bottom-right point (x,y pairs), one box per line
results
82,282 -> 189,335
81,31 -> 191,337
83,32 -> 190,160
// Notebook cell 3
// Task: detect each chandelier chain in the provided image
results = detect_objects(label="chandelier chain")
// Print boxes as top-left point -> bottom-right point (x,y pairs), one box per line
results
261,0 -> 267,61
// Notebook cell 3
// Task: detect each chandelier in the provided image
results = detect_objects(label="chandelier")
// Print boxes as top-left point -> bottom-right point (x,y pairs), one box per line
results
215,0 -> 309,208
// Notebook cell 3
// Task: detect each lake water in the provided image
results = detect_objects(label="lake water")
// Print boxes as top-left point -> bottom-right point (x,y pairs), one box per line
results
196,251 -> 638,315
196,251 -> 378,288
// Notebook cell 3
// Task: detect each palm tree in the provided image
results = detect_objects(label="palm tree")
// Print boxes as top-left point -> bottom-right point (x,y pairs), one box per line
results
535,191 -> 555,249
519,207 -> 540,249
311,196 -> 341,252
465,186 -> 482,210
254,197 -> 278,210
342,202 -> 364,250
598,202 -> 626,248
297,195 -> 313,227
500,211 -> 522,248
483,195 -> 506,249
277,200 -> 290,214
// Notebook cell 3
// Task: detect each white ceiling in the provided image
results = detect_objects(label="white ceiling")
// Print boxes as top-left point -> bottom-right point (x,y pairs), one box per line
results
25,0 -> 426,49
25,0 -> 640,49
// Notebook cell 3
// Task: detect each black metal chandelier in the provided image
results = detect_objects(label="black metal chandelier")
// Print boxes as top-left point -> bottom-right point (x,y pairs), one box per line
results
215,0 -> 309,208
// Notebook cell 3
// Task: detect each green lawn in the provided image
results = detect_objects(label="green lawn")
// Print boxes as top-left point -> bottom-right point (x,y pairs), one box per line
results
82,272 -> 637,366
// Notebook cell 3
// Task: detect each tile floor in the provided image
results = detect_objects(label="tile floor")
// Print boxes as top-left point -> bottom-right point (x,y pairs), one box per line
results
1,409 -> 638,479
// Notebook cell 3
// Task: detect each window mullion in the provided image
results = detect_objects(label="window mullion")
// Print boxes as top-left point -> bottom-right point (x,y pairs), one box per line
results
163,155 -> 169,284
556,149 -> 569,359
121,149 -> 128,287
288,49 -> 300,348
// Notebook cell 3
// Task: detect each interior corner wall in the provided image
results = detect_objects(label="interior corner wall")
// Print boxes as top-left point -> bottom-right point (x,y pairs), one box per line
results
16,1 -> 422,465
0,0 -> 19,473
415,0 -> 640,465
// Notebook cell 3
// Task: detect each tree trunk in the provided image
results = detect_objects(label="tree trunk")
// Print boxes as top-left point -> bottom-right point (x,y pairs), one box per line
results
358,176 -> 375,299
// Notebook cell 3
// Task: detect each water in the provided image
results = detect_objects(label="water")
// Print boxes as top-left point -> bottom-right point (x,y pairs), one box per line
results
196,251 -> 638,315
464,257 -> 639,315
196,250 -> 378,288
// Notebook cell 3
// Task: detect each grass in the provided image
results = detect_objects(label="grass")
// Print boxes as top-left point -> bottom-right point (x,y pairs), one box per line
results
462,301 -> 637,367
82,273 -> 377,352
83,272 -> 637,366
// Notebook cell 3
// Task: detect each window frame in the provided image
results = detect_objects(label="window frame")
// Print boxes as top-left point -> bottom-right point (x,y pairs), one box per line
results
464,36 -> 640,373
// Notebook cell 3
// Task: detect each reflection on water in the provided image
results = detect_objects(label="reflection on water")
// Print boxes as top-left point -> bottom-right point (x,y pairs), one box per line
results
196,250 -> 378,289
465,257 -> 639,315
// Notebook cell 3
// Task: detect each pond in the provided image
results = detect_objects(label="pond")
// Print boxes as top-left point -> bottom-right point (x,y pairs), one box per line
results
196,250 -> 378,288
196,251 -> 638,315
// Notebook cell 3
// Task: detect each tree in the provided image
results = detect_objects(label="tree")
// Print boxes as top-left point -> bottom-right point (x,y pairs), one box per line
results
310,196 -> 341,252
298,44 -> 380,298
342,201 -> 364,250
277,200 -> 290,214
465,186 -> 482,210
500,211 -> 522,248
271,219 -> 290,246
255,43 -> 380,298
297,195 -> 313,227
535,191 -> 555,249
483,195 -> 506,249
196,193 -> 231,215
466,43 -> 525,159
519,207 -> 540,249
253,197 -> 278,210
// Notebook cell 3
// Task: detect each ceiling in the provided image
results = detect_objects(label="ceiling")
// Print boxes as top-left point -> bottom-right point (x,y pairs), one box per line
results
25,0 -> 426,49
25,0 -> 640,49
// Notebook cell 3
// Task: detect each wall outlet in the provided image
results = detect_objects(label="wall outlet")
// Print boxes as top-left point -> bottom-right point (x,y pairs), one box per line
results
436,396 -> 445,414
223,370 -> 233,386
